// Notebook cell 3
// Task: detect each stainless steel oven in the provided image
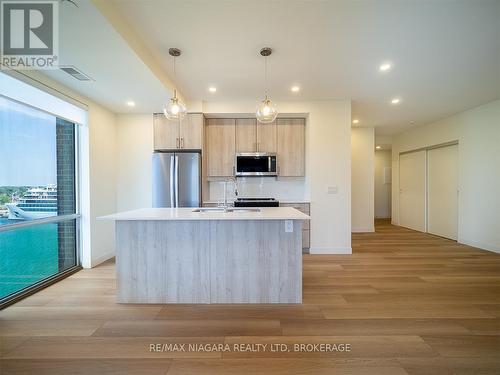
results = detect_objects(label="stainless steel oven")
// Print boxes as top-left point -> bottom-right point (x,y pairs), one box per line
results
235,153 -> 277,177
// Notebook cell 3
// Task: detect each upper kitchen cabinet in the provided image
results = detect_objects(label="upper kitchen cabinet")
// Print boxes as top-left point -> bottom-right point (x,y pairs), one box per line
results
180,113 -> 203,149
235,118 -> 276,152
235,119 -> 257,152
153,114 -> 178,150
257,121 -> 277,153
206,118 -> 236,177
153,113 -> 203,150
277,118 -> 305,176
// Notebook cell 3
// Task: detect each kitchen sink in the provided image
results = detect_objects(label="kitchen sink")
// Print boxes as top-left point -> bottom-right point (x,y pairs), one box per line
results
192,208 -> 261,213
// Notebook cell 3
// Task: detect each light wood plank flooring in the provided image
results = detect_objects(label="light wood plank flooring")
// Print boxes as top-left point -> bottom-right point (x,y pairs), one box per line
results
1,220 -> 499,374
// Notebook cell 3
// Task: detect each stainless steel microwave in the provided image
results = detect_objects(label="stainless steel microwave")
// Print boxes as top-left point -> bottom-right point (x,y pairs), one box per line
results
235,153 -> 278,177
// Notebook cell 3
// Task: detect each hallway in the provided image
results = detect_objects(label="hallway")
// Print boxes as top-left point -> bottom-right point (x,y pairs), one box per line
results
1,220 -> 499,374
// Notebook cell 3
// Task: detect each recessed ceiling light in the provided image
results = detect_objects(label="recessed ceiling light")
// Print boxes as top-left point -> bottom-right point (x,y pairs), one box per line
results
352,119 -> 359,124
376,146 -> 381,149
291,86 -> 300,92
208,87 -> 217,93
379,63 -> 392,72
126,101 -> 135,107
391,98 -> 400,104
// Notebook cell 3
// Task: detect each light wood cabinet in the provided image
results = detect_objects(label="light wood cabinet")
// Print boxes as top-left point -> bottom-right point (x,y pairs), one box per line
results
206,118 -> 236,177
277,118 -> 305,176
180,113 -> 203,149
153,115 -> 179,150
257,121 -> 277,152
153,113 -> 203,150
235,119 -> 276,153
235,119 -> 257,152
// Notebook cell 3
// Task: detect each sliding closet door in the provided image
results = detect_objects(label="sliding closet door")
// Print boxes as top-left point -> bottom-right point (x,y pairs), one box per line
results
427,145 -> 458,240
399,151 -> 426,232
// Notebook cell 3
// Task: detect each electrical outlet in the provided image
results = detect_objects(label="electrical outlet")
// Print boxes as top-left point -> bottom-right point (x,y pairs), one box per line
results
285,220 -> 293,233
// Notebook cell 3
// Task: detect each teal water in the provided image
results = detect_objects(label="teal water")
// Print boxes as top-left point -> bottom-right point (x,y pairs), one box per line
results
0,218 -> 58,299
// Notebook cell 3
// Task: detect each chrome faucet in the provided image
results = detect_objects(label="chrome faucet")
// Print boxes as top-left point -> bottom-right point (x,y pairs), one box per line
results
222,177 -> 238,211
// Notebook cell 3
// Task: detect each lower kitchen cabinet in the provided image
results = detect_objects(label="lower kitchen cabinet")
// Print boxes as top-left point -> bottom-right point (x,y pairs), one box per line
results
280,202 -> 310,251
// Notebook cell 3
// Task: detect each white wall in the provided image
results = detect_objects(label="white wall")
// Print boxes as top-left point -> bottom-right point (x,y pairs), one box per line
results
115,114 -> 153,211
87,105 -> 117,266
16,71 -> 118,268
351,127 -> 375,232
375,150 -> 392,219
392,99 -> 500,253
114,100 -> 352,254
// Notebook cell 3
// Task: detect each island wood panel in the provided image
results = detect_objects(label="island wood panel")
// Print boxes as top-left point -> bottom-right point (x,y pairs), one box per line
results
206,118 -> 236,176
210,220 -> 302,303
153,114 -> 179,150
276,118 -> 305,176
116,220 -> 211,303
235,118 -> 257,152
256,120 -> 277,152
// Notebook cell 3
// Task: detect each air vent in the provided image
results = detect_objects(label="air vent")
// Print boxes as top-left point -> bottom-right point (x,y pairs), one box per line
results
59,66 -> 93,81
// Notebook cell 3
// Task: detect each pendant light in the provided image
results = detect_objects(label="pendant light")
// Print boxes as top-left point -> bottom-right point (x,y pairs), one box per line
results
256,47 -> 278,123
164,48 -> 187,120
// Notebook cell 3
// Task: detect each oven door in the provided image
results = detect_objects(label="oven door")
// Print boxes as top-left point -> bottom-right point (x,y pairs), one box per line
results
235,153 -> 277,177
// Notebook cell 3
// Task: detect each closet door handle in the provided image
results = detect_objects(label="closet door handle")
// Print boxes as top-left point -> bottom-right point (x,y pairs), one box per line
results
176,137 -> 179,148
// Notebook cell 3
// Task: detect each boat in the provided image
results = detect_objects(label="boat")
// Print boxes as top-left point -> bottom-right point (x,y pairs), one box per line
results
0,207 -> 9,218
6,185 -> 58,220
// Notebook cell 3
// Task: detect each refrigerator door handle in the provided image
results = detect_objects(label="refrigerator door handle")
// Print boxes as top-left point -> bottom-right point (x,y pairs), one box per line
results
169,155 -> 175,207
174,155 -> 179,207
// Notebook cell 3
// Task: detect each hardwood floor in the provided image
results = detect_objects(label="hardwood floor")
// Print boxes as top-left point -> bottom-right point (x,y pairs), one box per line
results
1,220 -> 499,374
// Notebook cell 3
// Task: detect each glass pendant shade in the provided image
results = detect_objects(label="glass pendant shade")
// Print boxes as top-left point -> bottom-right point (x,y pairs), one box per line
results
163,90 -> 187,120
256,96 -> 278,123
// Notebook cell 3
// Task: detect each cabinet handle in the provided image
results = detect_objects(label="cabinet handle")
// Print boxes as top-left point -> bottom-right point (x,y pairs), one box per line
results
181,138 -> 184,148
176,137 -> 179,148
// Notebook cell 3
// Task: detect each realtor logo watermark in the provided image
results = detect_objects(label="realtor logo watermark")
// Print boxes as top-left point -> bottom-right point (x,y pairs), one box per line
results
1,0 -> 59,69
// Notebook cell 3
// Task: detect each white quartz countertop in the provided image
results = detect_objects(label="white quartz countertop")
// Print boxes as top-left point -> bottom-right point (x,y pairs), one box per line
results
203,200 -> 311,204
98,207 -> 310,221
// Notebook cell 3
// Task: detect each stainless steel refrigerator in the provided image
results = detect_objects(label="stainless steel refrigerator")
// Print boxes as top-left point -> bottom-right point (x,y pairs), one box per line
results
152,151 -> 201,208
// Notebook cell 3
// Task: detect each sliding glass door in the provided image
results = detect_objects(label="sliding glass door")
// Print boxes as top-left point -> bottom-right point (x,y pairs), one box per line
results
0,95 -> 81,305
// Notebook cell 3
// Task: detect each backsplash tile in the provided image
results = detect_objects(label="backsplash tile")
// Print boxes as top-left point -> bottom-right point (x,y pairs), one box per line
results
209,177 -> 307,202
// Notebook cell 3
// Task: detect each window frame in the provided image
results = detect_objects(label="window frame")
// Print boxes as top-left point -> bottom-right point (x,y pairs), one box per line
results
0,97 -> 83,309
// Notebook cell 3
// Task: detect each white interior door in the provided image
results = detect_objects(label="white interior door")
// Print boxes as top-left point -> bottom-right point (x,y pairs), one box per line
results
399,151 -> 426,232
427,145 -> 458,240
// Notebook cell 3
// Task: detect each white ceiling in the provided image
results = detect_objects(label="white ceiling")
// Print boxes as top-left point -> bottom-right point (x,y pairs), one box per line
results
101,0 -> 500,135
41,0 -> 170,113
46,1 -> 500,135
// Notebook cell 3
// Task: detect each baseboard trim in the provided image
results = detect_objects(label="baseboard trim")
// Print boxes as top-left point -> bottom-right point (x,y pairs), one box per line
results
458,238 -> 500,254
352,227 -> 375,233
90,251 -> 115,268
309,246 -> 352,254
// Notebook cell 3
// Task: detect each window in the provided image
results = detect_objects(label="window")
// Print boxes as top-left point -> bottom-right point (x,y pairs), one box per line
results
0,95 -> 80,305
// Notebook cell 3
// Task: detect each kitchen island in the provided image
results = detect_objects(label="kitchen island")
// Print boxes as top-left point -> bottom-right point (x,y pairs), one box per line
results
100,207 -> 310,304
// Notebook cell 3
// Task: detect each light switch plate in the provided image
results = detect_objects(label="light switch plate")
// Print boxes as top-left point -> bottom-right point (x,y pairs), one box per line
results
285,220 -> 293,233
327,186 -> 338,194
